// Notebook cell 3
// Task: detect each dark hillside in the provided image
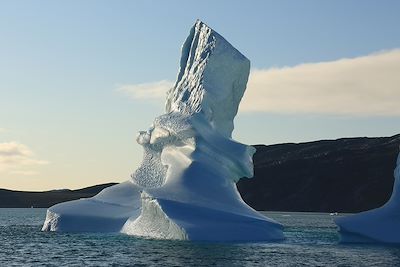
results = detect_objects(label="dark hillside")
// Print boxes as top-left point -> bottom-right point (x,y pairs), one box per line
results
237,134 -> 400,212
0,183 -> 117,208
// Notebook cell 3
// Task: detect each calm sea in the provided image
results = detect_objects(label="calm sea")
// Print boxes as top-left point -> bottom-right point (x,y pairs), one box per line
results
1,209 -> 399,266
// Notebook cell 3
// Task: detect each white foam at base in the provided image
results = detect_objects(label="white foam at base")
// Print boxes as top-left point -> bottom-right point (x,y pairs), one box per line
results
121,192 -> 188,240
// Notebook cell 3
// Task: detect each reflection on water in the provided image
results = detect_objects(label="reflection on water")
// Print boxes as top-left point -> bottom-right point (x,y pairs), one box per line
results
1,209 -> 400,266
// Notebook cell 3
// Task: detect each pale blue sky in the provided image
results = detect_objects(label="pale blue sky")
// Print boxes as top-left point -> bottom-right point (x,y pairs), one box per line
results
1,0 -> 400,190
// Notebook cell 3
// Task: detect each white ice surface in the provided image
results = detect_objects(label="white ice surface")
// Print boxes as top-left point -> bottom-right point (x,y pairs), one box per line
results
42,181 -> 141,232
335,151 -> 400,243
42,20 -> 284,241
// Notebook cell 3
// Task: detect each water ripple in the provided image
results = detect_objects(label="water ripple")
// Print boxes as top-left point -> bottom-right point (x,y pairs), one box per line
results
1,209 -> 400,266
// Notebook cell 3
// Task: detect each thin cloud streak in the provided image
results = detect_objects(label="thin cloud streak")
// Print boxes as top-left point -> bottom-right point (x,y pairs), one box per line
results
117,50 -> 400,116
0,142 -> 48,174
116,80 -> 173,100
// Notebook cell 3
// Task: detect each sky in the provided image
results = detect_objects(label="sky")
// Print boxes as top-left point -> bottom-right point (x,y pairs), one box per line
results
1,0 -> 400,191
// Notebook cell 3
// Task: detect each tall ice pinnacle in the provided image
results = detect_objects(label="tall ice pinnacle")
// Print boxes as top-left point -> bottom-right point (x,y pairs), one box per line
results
41,20 -> 284,242
166,20 -> 250,138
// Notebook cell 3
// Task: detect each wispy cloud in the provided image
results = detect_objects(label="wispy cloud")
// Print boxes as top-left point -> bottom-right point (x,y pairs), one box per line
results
116,50 -> 400,116
241,49 -> 400,116
0,128 -> 7,133
0,142 -> 48,174
116,80 -> 173,100
9,170 -> 38,176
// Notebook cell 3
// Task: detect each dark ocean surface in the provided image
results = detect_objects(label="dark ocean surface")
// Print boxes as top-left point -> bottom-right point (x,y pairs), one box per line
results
1,208 -> 399,266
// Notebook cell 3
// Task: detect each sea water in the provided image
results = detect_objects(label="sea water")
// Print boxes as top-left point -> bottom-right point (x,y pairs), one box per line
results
1,209 -> 400,266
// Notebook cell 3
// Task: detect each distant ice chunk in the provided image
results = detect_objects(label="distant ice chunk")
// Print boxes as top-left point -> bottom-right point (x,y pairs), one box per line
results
335,150 -> 400,243
42,20 -> 284,242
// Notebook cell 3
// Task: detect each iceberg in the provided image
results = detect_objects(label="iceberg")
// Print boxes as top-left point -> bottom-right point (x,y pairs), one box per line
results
42,20 -> 284,241
335,149 -> 400,243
